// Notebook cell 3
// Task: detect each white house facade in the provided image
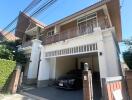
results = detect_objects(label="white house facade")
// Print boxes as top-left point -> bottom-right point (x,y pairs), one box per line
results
16,0 -> 122,91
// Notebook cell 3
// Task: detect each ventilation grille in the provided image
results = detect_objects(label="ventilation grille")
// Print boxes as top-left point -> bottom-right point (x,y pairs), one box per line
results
45,43 -> 97,58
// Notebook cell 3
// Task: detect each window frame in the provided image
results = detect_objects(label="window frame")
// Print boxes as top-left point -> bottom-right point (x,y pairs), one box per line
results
46,29 -> 55,37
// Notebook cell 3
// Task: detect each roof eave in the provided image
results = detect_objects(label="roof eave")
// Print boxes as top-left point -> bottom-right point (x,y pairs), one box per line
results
106,0 -> 122,42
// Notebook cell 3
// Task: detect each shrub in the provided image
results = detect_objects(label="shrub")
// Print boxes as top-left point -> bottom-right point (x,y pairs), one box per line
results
0,41 -> 27,64
0,59 -> 16,91
0,45 -> 14,60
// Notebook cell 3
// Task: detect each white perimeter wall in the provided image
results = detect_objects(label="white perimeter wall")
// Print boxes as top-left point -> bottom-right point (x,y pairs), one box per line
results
102,30 -> 121,77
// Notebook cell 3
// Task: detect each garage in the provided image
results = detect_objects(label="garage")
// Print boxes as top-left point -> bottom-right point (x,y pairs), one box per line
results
47,52 -> 102,100
55,52 -> 100,78
24,52 -> 102,100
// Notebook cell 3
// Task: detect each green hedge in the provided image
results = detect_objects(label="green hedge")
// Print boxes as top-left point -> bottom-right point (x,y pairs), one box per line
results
0,59 -> 16,91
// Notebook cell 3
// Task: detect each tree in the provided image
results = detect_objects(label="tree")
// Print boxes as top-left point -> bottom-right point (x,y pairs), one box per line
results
0,40 -> 27,64
123,37 -> 132,51
122,37 -> 132,69
0,45 -> 14,60
13,51 -> 27,64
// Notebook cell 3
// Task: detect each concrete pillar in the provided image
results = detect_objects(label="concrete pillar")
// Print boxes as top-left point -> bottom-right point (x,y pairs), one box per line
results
27,39 -> 42,84
37,46 -> 50,87
94,27 -> 108,78
98,41 -> 108,78
95,27 -> 121,78
102,31 -> 121,77
9,65 -> 21,94
37,46 -> 56,87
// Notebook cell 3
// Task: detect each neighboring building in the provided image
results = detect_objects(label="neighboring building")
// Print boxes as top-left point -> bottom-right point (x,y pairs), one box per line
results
0,31 -> 18,42
15,0 -> 122,97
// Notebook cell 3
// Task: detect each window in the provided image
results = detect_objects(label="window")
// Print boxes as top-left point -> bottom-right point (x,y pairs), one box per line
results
47,30 -> 54,37
32,35 -> 37,39
77,13 -> 97,34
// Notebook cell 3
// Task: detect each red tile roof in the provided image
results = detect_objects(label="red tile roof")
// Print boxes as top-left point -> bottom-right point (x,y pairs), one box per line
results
0,30 -> 19,41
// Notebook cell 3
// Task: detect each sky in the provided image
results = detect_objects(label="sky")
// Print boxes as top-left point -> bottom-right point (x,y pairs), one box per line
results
0,0 -> 131,56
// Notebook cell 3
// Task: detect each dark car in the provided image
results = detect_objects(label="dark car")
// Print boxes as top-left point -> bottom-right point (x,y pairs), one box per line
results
56,69 -> 83,90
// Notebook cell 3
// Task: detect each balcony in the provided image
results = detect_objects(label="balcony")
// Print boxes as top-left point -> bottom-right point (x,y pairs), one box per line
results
25,26 -> 39,36
42,10 -> 111,45
18,41 -> 32,51
22,41 -> 32,48
43,26 -> 94,45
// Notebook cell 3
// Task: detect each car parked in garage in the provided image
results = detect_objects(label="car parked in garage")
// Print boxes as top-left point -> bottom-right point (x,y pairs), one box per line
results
56,69 -> 83,90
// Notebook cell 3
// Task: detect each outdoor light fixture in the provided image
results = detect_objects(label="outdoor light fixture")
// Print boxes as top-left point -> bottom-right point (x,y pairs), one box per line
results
99,52 -> 102,56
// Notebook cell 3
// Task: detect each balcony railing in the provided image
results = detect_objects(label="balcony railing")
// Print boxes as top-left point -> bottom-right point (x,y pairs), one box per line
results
21,40 -> 32,48
43,26 -> 94,45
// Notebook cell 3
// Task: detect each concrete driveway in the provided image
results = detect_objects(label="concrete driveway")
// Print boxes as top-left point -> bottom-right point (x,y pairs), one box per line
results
0,94 -> 37,100
24,86 -> 83,100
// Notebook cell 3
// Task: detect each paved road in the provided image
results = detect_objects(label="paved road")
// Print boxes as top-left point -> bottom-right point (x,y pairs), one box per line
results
25,86 -> 83,100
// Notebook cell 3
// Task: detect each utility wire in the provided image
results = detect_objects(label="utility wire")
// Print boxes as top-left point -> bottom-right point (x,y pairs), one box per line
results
1,0 -> 42,33
1,17 -> 18,33
0,0 -> 43,42
6,0 -> 58,33
31,0 -> 57,17
1,0 -> 58,42
23,0 -> 43,13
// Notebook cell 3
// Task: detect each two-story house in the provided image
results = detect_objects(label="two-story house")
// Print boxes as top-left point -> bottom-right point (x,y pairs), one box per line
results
15,0 -> 122,95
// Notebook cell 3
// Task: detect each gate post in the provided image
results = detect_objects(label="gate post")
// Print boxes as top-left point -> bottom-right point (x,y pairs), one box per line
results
83,63 -> 93,100
9,64 -> 21,94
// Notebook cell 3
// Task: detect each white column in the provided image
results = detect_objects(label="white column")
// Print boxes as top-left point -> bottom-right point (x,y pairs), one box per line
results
38,46 -> 50,81
98,41 -> 108,78
49,58 -> 56,79
94,27 -> 108,78
37,46 -> 56,87
37,46 -> 50,87
27,39 -> 42,82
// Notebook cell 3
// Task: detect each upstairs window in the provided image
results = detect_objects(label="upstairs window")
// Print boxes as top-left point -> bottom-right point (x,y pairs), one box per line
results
32,35 -> 37,39
78,13 -> 97,23
47,30 -> 54,37
77,13 -> 97,34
